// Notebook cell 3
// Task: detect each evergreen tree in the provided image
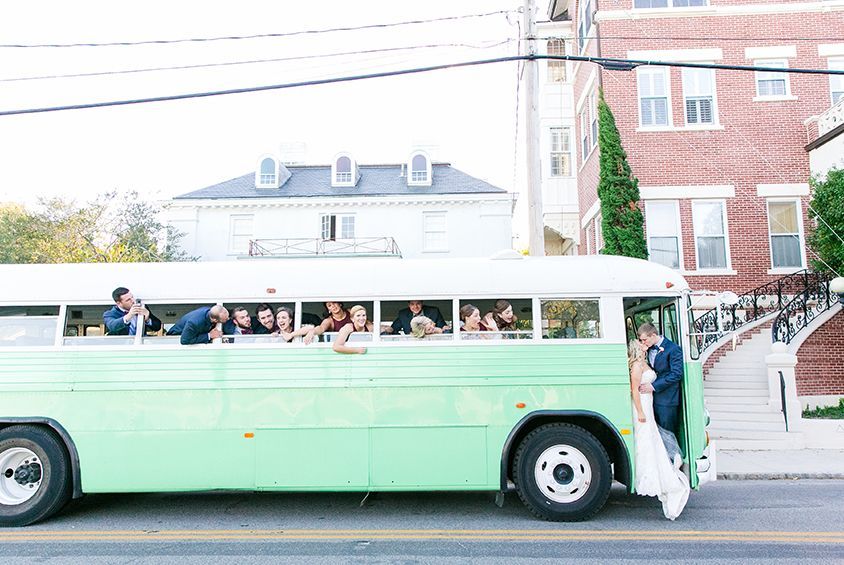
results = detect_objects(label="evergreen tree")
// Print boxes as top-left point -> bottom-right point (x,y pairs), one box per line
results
596,90 -> 648,259
807,167 -> 844,275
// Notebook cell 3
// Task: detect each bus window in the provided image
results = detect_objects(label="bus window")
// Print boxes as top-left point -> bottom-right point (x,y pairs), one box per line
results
0,305 -> 60,347
662,302 -> 679,344
623,297 -> 680,344
380,299 -> 451,338
540,299 -> 601,339
221,301 -> 295,336
302,300 -> 374,342
457,298 -> 532,339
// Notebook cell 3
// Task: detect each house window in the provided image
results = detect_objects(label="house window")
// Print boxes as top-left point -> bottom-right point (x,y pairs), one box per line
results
645,200 -> 681,269
829,58 -> 844,104
423,212 -> 448,252
768,200 -> 804,269
547,39 -> 566,82
595,214 -> 604,252
550,127 -> 571,176
408,152 -> 432,186
229,214 -> 254,254
692,201 -> 729,269
335,156 -> 352,184
589,92 -> 598,147
638,66 -> 670,127
577,0 -> 593,53
683,67 -> 716,125
320,214 -> 355,240
755,59 -> 789,98
259,158 -> 276,185
580,111 -> 590,162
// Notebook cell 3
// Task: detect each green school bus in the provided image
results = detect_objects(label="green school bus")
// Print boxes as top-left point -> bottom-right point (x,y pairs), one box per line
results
0,255 -> 714,526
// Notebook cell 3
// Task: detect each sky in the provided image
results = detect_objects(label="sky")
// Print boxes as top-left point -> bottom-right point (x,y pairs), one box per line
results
0,1 -> 532,237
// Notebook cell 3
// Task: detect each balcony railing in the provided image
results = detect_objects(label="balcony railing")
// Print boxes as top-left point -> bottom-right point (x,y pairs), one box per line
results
818,97 -> 844,137
771,273 -> 836,344
248,237 -> 402,258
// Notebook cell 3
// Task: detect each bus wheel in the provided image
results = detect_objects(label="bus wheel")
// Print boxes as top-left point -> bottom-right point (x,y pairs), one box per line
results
0,425 -> 72,527
513,423 -> 612,522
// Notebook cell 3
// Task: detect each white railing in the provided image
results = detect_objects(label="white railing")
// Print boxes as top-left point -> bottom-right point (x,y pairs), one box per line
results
248,237 -> 402,258
818,97 -> 844,136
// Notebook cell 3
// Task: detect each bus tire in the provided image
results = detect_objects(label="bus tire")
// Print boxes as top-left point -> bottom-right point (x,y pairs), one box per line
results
512,422 -> 612,522
0,425 -> 72,527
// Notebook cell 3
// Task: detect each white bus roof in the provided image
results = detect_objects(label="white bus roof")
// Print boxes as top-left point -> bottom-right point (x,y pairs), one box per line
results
0,255 -> 689,305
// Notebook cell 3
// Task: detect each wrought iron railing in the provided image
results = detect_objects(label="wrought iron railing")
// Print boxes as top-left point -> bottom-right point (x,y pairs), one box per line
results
248,237 -> 402,258
771,272 -> 835,344
691,269 -> 822,354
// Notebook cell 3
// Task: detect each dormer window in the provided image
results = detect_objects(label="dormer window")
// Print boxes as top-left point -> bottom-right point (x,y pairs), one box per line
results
255,156 -> 280,189
331,153 -> 358,187
408,151 -> 432,187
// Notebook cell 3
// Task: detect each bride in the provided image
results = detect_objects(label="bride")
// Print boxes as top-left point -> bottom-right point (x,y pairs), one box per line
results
628,340 -> 690,520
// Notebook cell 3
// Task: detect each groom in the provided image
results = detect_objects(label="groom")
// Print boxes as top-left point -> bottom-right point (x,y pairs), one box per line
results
637,323 -> 684,436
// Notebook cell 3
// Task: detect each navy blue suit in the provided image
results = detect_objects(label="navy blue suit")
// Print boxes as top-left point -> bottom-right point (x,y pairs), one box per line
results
650,336 -> 684,435
167,307 -> 214,345
390,305 -> 446,335
103,305 -> 162,336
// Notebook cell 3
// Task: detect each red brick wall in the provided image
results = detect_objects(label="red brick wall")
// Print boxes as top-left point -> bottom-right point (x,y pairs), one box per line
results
570,6 -> 836,292
795,310 -> 844,396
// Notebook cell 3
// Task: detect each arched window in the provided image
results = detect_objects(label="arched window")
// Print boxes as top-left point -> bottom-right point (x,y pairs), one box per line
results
331,153 -> 357,187
336,156 -> 352,183
408,152 -> 431,186
260,158 -> 276,185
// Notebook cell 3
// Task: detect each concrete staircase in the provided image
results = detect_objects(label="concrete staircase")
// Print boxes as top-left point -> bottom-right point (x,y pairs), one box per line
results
704,330 -> 805,450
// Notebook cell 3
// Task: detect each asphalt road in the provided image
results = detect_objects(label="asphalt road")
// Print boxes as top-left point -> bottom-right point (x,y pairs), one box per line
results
2,480 -> 842,564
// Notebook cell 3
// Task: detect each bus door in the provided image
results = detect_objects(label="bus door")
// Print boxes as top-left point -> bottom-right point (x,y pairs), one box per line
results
623,297 -> 703,487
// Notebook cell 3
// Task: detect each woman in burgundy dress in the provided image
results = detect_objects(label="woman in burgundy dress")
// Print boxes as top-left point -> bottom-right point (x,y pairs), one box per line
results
304,301 -> 352,344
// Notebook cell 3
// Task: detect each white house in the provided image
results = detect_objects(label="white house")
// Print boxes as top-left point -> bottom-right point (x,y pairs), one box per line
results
538,6 -> 579,255
167,151 -> 516,260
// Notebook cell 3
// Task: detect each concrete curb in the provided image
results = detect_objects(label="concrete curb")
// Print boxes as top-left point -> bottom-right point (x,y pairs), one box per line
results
718,472 -> 844,480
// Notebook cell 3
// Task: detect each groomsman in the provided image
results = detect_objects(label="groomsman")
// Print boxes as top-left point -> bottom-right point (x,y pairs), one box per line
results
637,323 -> 684,436
167,305 -> 229,345
103,287 -> 161,336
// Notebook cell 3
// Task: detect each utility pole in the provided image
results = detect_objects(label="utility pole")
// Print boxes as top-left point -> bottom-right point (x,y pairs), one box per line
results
524,0 -> 545,256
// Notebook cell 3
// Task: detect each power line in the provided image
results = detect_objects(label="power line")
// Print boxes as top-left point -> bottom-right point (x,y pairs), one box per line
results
2,54 -> 843,118
537,35 -> 844,42
0,40 -> 515,83
0,10 -> 518,49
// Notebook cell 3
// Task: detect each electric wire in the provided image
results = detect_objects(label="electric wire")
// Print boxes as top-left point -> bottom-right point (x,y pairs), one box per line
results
2,55 -> 843,117
0,10 -> 519,48
0,40 -> 515,83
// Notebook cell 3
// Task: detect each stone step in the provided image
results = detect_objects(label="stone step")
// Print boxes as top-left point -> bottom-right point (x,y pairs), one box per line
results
704,387 -> 769,398
704,372 -> 767,383
708,410 -> 783,423
705,395 -> 769,405
704,380 -> 768,390
710,361 -> 767,370
715,436 -> 805,450
709,428 -> 799,441
705,402 -> 773,413
709,419 -> 785,432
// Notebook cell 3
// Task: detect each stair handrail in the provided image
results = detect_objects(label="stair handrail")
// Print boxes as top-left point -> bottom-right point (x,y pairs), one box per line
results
691,269 -> 817,355
771,272 -> 835,344
778,370 -> 789,432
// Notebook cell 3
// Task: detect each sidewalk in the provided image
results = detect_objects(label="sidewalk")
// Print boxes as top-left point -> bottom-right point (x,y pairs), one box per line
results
717,448 -> 844,480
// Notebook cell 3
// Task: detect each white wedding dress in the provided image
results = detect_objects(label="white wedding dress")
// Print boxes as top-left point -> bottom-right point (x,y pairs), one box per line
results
634,368 -> 690,520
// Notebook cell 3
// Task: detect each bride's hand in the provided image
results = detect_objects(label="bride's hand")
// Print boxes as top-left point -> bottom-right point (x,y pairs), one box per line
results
638,415 -> 646,423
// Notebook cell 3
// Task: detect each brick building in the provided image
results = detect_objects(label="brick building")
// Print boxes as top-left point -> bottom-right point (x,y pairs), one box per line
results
544,0 -> 844,401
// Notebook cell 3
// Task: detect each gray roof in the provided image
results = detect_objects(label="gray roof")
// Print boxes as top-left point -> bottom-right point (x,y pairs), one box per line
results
174,163 -> 507,200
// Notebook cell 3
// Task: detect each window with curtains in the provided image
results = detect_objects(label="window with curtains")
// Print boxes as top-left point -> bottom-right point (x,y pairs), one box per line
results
683,67 -> 716,125
755,59 -> 789,97
550,127 -> 572,176
692,201 -> 729,269
547,39 -> 566,82
767,200 -> 804,269
645,201 -> 681,269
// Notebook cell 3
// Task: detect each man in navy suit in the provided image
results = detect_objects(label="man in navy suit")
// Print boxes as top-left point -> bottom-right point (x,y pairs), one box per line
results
103,287 -> 162,336
167,305 -> 229,345
637,323 -> 684,436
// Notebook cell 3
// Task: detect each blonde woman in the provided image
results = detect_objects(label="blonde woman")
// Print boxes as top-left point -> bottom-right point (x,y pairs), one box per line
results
410,315 -> 435,338
332,305 -> 373,354
628,339 -> 689,520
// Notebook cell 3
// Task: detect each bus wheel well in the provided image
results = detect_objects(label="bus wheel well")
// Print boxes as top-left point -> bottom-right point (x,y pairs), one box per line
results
0,418 -> 83,500
501,412 -> 630,491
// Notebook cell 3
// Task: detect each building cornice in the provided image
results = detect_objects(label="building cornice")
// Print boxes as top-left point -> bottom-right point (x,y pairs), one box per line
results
168,193 -> 516,210
596,1 -> 844,22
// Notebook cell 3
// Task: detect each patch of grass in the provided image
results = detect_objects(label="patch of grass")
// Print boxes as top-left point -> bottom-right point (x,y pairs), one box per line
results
802,398 -> 844,419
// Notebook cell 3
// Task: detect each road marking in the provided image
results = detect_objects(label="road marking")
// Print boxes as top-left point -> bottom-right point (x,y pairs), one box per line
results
0,530 -> 842,543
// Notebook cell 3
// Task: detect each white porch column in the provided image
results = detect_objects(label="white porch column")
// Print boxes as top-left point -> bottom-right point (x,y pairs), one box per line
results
765,342 -> 802,431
